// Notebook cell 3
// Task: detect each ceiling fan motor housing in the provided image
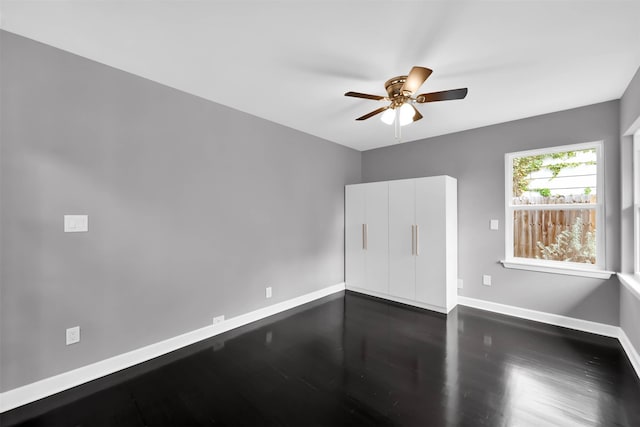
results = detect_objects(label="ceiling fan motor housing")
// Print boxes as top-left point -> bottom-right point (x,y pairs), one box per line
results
385,76 -> 409,106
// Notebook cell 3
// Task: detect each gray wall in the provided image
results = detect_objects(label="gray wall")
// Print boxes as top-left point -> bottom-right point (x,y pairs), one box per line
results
620,286 -> 640,354
0,31 -> 361,391
619,66 -> 640,354
362,101 -> 621,326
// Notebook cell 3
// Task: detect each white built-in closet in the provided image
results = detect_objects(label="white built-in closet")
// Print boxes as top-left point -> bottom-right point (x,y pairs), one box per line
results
345,175 -> 458,313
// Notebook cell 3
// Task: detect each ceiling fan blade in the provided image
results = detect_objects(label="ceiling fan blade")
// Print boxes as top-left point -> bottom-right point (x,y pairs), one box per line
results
356,106 -> 389,121
410,104 -> 423,122
345,91 -> 386,101
400,66 -> 433,95
416,88 -> 468,103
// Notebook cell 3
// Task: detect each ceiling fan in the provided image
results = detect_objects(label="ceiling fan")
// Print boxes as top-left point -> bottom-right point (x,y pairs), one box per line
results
345,66 -> 468,140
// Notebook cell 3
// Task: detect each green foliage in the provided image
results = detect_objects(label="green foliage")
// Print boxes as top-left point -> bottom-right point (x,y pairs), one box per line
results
512,155 -> 545,196
584,187 -> 592,195
550,151 -> 577,160
546,162 -> 582,178
512,149 -> 595,197
537,188 -> 551,197
536,217 -> 596,264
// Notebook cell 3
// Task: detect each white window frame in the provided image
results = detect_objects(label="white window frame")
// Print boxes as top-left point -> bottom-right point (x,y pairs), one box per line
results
634,131 -> 640,275
501,141 -> 613,278
619,131 -> 640,296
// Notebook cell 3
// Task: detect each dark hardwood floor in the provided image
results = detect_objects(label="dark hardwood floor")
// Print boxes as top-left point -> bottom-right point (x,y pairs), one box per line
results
2,291 -> 639,426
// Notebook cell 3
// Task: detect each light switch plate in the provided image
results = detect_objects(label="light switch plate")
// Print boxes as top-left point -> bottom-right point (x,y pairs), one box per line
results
490,219 -> 499,230
457,279 -> 464,289
483,275 -> 492,286
66,326 -> 80,345
64,215 -> 88,232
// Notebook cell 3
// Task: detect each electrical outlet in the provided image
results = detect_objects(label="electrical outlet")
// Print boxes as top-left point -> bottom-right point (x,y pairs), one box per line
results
66,326 -> 80,345
266,287 -> 272,299
213,315 -> 225,325
483,275 -> 492,286
484,334 -> 493,347
457,279 -> 463,289
490,219 -> 499,230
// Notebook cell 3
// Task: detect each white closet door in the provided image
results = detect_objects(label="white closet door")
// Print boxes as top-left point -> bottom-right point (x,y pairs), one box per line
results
415,177 -> 447,308
444,177 -> 458,311
345,185 -> 365,289
388,180 -> 416,300
364,182 -> 389,294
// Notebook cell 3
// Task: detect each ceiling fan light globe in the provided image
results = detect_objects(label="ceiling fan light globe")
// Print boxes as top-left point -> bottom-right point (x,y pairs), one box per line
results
399,103 -> 414,126
380,108 -> 395,125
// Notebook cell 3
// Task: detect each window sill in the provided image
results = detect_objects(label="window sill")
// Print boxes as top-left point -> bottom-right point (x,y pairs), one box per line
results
500,260 -> 614,279
618,273 -> 640,300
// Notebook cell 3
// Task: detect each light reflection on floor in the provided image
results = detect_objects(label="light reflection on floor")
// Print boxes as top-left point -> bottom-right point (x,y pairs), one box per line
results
503,359 -> 603,427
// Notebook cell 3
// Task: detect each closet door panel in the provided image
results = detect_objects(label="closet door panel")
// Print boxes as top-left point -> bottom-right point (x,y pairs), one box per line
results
364,182 -> 389,294
388,180 -> 416,300
444,177 -> 458,311
345,185 -> 365,289
415,177 -> 447,308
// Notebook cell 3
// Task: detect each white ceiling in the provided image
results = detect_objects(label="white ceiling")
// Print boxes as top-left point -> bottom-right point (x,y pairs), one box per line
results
1,1 -> 639,151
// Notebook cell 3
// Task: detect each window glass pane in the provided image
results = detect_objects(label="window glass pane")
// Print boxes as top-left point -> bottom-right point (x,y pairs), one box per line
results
636,205 -> 640,273
512,148 -> 597,202
513,208 -> 596,264
635,134 -> 640,273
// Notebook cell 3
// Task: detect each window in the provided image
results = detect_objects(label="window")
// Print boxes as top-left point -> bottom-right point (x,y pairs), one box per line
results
635,131 -> 640,275
503,141 -> 611,278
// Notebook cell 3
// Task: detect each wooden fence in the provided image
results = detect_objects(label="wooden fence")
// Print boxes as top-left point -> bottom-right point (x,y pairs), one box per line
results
512,195 -> 596,262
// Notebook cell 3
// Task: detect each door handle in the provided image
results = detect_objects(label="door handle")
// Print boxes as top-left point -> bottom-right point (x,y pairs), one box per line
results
415,224 -> 419,256
411,225 -> 415,256
362,224 -> 368,250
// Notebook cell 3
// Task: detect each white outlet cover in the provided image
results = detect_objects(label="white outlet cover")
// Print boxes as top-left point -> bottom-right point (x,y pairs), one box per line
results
66,326 -> 80,345
64,215 -> 88,232
457,279 -> 463,289
213,315 -> 225,324
266,287 -> 272,298
483,275 -> 492,286
490,219 -> 499,230
484,334 -> 493,346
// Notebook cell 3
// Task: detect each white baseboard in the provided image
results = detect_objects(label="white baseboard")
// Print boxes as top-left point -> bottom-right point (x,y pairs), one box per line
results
457,296 -> 620,337
0,283 -> 346,413
346,285 -> 451,314
618,328 -> 640,379
458,296 -> 640,379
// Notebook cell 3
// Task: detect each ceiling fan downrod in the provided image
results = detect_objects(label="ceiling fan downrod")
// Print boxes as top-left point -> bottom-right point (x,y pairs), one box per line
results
394,108 -> 401,142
